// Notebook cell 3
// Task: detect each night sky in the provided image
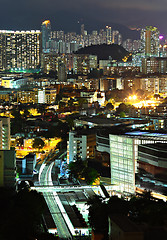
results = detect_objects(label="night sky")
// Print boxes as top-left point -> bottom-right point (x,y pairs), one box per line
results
0,0 -> 166,35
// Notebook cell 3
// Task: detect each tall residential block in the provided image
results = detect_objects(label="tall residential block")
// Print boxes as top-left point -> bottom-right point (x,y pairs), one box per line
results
140,26 -> 160,57
0,30 -> 41,71
106,26 -> 112,44
41,20 -> 51,52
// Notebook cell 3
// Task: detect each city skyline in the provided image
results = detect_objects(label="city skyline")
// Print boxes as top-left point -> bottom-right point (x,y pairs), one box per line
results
0,0 -> 167,35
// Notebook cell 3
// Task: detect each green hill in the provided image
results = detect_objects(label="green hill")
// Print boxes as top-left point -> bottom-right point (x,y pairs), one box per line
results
75,44 -> 131,62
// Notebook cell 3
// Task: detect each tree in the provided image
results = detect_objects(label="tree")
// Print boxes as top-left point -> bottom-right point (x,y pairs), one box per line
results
15,137 -> 24,147
23,108 -> 30,119
11,108 -> 22,120
136,89 -> 145,98
116,103 -> 127,113
0,188 -> 46,240
106,102 -> 114,110
37,104 -> 47,115
32,138 -> 45,150
119,111 -> 126,118
78,97 -> 88,108
59,101 -> 66,108
68,159 -> 99,185
86,195 -> 108,234
107,195 -> 128,215
68,159 -> 86,179
66,116 -> 74,129
83,167 -> 99,185
68,97 -> 75,107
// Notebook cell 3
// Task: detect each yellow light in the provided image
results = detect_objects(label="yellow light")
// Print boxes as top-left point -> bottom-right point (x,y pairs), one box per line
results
133,95 -> 137,100
42,20 -> 50,26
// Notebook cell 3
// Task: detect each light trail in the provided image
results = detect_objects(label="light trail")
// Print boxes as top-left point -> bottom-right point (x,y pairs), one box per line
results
38,152 -> 72,239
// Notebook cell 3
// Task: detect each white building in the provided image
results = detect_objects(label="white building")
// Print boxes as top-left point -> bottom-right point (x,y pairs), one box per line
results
1,76 -> 28,89
0,117 -> 10,150
110,131 -> 167,194
67,129 -> 96,164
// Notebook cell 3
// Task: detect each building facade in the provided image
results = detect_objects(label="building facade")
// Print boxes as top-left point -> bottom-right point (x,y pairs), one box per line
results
0,117 -> 10,150
17,88 -> 56,104
137,143 -> 167,194
140,26 -> 160,57
41,20 -> 51,52
73,54 -> 97,75
0,30 -> 41,71
0,150 -> 16,188
110,132 -> 167,194
67,129 -> 96,163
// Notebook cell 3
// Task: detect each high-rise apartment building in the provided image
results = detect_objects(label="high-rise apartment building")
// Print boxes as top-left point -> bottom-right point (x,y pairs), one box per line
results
81,24 -> 85,37
140,26 -> 160,56
41,20 -> 51,52
58,59 -> 67,82
112,30 -> 120,44
106,26 -> 112,44
0,30 -> 41,71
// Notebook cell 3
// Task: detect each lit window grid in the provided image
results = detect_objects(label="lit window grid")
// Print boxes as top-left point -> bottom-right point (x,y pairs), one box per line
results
110,136 -> 135,194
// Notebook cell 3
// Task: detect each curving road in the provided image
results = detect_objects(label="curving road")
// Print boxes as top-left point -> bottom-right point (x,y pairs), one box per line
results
38,154 -> 73,240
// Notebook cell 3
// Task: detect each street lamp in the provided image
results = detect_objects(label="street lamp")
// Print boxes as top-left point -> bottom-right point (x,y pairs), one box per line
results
129,95 -> 137,101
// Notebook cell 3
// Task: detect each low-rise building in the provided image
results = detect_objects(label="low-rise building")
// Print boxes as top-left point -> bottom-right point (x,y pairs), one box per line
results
17,88 -> 56,104
16,153 -> 36,178
67,128 -> 96,163
137,143 -> 167,194
109,214 -> 144,240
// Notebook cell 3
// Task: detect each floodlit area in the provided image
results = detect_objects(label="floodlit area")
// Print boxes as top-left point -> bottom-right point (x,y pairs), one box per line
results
14,137 -> 61,160
133,99 -> 159,108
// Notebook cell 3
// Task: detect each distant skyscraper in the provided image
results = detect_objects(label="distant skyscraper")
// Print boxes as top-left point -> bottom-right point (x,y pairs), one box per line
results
141,26 -> 160,56
41,20 -> 51,52
106,26 -> 112,44
81,24 -> 85,36
112,30 -> 119,44
0,30 -> 41,72
58,59 -> 67,82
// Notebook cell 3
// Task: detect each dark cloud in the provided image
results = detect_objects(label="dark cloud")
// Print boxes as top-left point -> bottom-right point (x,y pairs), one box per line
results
0,0 -> 166,35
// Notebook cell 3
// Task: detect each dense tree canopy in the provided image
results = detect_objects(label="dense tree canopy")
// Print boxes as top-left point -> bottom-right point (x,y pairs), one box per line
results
0,187 -> 47,240
32,138 -> 45,150
68,159 -> 99,185
86,191 -> 167,238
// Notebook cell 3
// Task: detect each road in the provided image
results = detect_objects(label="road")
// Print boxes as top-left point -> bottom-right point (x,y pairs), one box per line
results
38,153 -> 73,240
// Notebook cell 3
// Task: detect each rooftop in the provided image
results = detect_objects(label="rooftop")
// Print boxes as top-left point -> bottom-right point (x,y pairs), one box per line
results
110,214 -> 142,233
